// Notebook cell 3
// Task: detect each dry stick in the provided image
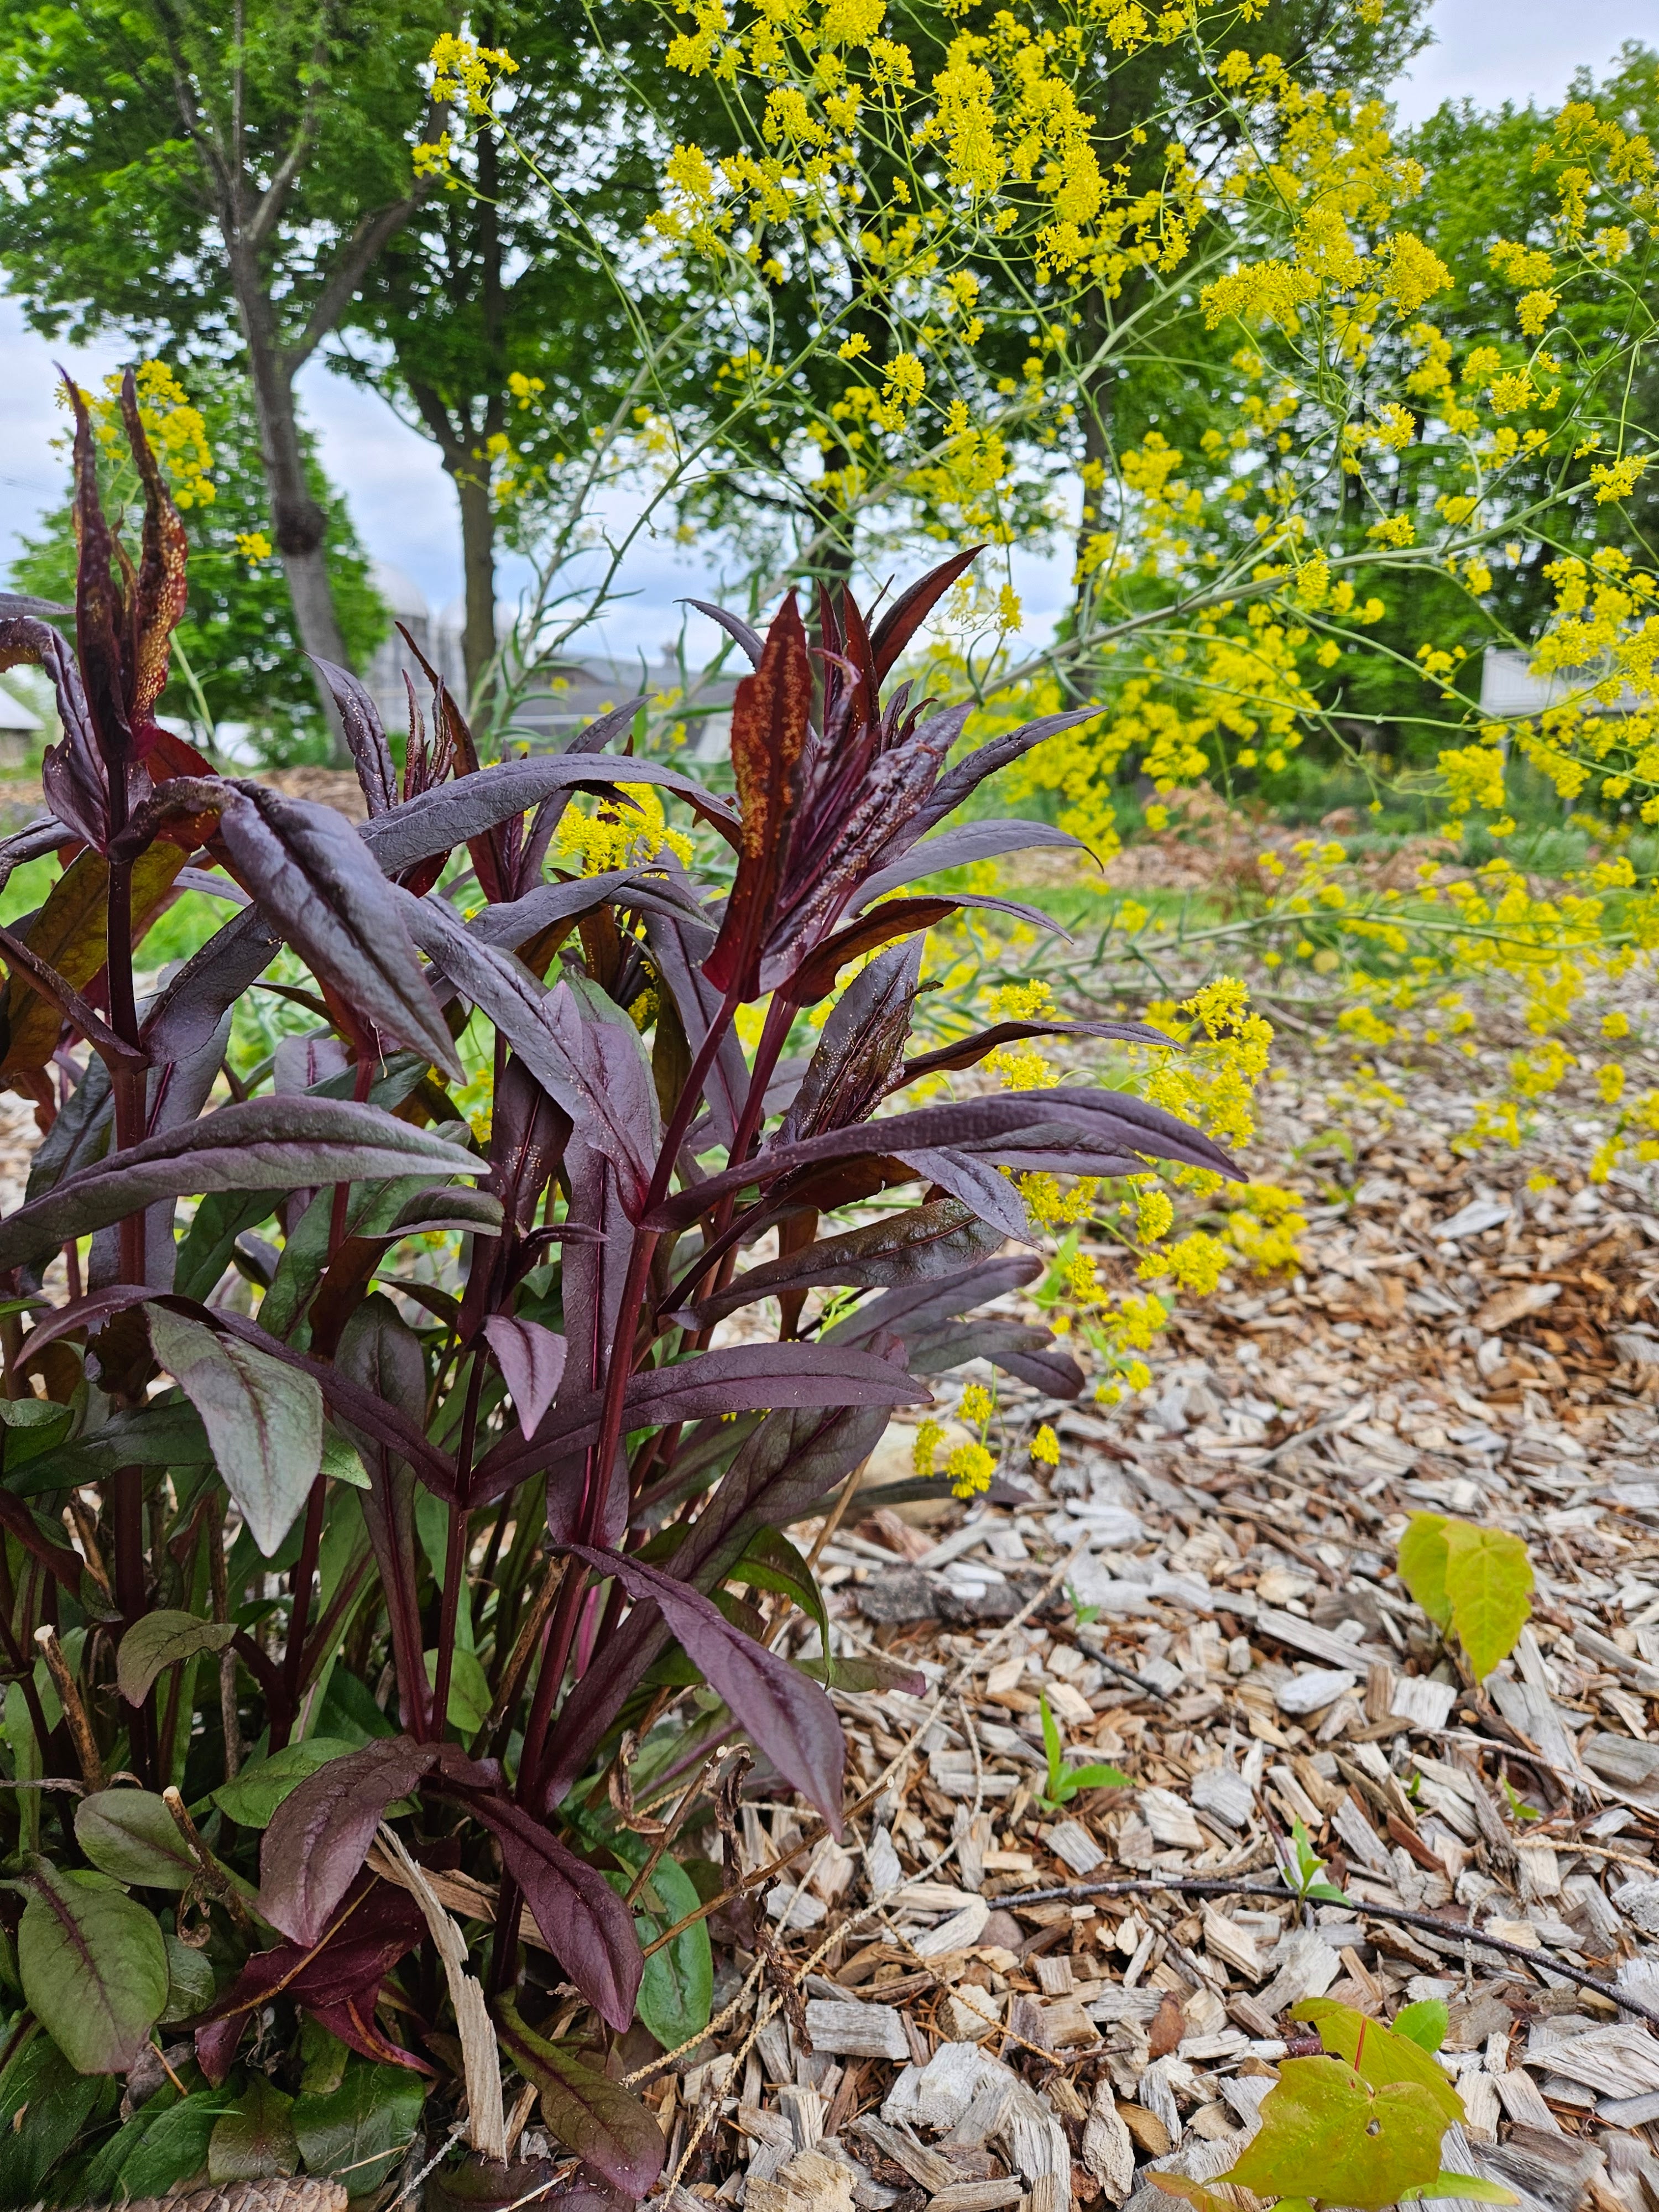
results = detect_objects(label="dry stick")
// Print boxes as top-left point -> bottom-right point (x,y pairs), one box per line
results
62,1494 -> 113,1603
33,1624 -> 101,1791
483,1555 -> 566,1741
161,1786 -> 258,1934
804,1456 -> 871,1571
625,1762 -> 717,1910
990,1875 -> 1659,2032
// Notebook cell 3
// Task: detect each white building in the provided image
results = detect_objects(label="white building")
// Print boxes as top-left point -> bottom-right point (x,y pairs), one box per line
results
362,565 -> 735,757
363,562 -> 468,743
0,677 -> 43,770
1480,647 -> 1642,718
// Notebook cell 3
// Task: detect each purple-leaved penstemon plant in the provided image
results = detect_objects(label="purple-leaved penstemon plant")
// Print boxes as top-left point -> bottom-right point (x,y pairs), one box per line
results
0,382 -> 1240,2204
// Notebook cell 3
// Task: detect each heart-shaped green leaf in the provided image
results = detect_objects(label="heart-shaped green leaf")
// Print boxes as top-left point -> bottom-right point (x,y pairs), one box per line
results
1223,2056 -> 1447,2209
76,1788 -> 196,1890
1443,1522 -> 1533,1680
1293,2000 -> 1463,2121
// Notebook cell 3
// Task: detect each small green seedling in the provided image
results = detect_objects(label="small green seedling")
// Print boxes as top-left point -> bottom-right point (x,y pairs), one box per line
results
1066,1583 -> 1104,1629
1037,1691 -> 1131,1809
1501,1776 -> 1541,1824
1151,1999 -> 1516,2212
1280,1815 -> 1350,1906
1397,1513 -> 1532,1681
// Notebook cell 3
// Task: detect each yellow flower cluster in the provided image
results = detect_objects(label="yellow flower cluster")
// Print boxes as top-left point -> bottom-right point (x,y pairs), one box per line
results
554,784 -> 695,876
415,34 -> 519,182
74,361 -> 215,512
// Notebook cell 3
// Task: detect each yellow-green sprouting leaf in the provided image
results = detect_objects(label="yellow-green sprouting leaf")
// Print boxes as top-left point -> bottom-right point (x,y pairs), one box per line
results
1223,2057 -> 1447,2209
1397,1512 -> 1452,1629
1392,1999 -> 1450,2054
1291,2000 -> 1463,2121
1442,1522 -> 1533,1681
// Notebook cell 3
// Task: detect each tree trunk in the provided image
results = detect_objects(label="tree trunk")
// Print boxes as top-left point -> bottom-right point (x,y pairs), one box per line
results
456,464 -> 498,715
232,257 -> 354,764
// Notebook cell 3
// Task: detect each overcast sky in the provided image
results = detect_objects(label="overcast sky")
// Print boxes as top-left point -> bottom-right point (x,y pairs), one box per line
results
0,0 -> 1645,662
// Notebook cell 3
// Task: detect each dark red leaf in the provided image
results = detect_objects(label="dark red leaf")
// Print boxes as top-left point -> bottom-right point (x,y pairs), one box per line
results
643,1088 -> 1244,1233
260,1736 -> 439,1945
215,781 -> 461,1074
360,737 -> 737,879
866,546 -> 984,682
687,1199 -> 1004,1328
140,902 -> 283,1063
825,1253 -> 1042,1350
483,1315 -> 567,1439
64,372 -> 128,774
191,1879 -> 427,2083
682,598 -> 764,669
0,1095 -> 481,1279
543,1399 -> 890,1804
899,1017 -> 1175,1084
703,595 -> 812,998
496,1995 -> 665,2197
640,901 -> 749,1152
117,369 -> 189,722
779,898 -> 955,1005
852,821 -> 1088,908
462,1794 -> 643,2031
899,706 -> 1104,844
473,1340 -> 926,1505
566,1544 -> 846,1832
311,657 -> 399,815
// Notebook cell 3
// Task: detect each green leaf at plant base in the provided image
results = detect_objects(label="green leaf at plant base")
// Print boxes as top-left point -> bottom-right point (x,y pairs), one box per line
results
1392,1999 -> 1450,2054
424,1645 -> 492,1733
210,2075 -> 299,2182
210,1736 -> 359,1829
609,1851 -> 713,2055
292,2061 -> 425,2196
1223,2056 -> 1448,2210
1442,1522 -> 1533,1680
1291,2000 -> 1463,2121
18,1863 -> 170,2074
0,2028 -> 112,2206
161,1932 -> 218,2024
321,1423 -> 371,1490
76,1788 -> 197,1890
728,1526 -> 829,1652
1397,1513 -> 1452,1631
114,1610 -> 236,1708
108,2089 -> 227,2200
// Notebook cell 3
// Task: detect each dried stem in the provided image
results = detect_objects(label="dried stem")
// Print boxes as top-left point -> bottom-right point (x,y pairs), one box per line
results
33,1624 -> 102,1791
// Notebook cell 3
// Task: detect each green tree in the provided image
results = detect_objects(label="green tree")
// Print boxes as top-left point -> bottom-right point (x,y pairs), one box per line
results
334,5 -> 670,719
0,0 -> 447,752
9,368 -> 387,764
